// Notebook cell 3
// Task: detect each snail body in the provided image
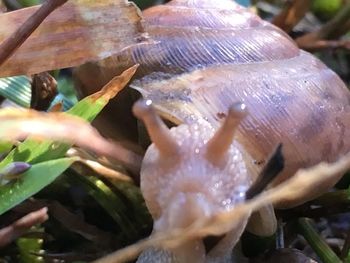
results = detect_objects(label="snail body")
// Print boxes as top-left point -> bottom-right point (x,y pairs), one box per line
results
75,0 -> 350,261
133,100 -> 252,263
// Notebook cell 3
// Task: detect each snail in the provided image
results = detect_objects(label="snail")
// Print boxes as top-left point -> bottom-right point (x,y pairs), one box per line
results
74,0 -> 350,261
131,99 -> 285,263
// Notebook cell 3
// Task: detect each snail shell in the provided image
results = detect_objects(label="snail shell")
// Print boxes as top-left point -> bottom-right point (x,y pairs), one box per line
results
75,0 -> 350,260
77,0 -> 350,205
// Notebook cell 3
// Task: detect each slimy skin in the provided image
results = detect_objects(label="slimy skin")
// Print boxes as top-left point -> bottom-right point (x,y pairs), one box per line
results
133,100 -> 251,262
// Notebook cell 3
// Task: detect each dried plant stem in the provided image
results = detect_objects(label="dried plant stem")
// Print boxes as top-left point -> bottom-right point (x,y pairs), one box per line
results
0,0 -> 68,67
296,218 -> 342,263
316,3 -> 350,39
298,39 -> 350,52
296,2 -> 350,48
272,0 -> 312,33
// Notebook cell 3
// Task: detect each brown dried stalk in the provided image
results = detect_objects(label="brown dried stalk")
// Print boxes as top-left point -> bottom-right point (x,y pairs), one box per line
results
272,0 -> 312,33
297,39 -> 350,52
0,108 -> 142,174
296,2 -> 350,49
0,0 -> 68,67
0,66 -> 142,174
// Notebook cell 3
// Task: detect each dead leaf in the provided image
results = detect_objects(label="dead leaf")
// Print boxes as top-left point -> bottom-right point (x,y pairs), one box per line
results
0,0 -> 148,77
90,64 -> 139,103
0,108 -> 141,173
30,72 -> 57,111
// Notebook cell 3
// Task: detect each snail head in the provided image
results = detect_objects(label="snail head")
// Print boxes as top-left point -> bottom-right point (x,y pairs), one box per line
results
133,99 -> 251,232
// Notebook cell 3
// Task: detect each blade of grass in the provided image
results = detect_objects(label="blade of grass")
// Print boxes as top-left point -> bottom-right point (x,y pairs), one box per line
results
0,65 -> 137,168
67,169 -> 139,242
16,227 -> 44,263
110,181 -> 152,231
0,157 -> 76,214
296,218 -> 342,263
0,75 -> 31,107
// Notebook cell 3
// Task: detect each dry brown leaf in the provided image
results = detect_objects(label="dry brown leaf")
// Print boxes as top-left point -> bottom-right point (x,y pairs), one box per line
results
69,154 -> 133,183
90,64 -> 139,103
79,159 -> 131,182
0,0 -> 147,77
31,72 -> 58,111
67,147 -> 136,182
95,152 -> 350,263
0,108 -> 141,173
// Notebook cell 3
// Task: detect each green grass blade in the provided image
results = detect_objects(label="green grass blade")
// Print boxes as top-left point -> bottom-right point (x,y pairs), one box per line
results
0,68 -> 133,169
67,170 -> 139,241
0,157 -> 76,215
16,227 -> 44,263
296,218 -> 342,263
0,67 -> 136,215
0,76 -> 31,108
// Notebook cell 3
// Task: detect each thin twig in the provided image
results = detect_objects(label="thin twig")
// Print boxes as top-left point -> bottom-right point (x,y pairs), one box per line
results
0,0 -> 68,67
272,0 -> 312,33
296,2 -> 350,47
316,2 -> 350,39
298,39 -> 350,51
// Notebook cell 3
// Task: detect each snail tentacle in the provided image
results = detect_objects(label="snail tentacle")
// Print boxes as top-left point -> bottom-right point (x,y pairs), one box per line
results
205,102 -> 247,167
133,99 -> 179,157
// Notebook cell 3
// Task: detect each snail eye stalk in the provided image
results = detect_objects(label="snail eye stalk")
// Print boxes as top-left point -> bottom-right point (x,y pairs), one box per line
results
133,99 -> 179,157
206,102 -> 247,167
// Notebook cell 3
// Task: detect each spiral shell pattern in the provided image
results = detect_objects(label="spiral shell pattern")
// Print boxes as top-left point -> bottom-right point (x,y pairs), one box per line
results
77,0 -> 350,206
